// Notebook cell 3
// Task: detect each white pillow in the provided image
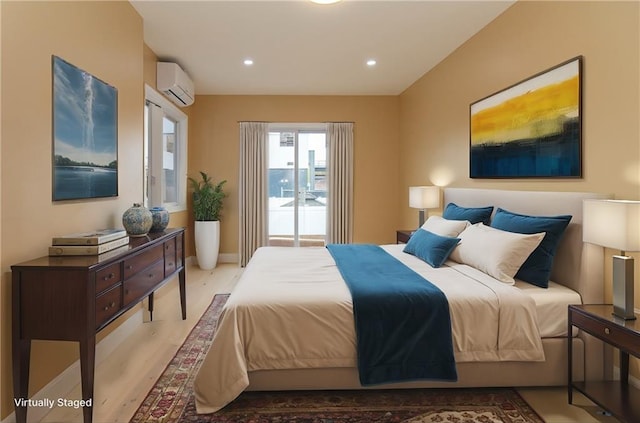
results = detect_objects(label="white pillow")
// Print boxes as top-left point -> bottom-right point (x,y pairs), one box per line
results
421,216 -> 470,237
448,223 -> 545,284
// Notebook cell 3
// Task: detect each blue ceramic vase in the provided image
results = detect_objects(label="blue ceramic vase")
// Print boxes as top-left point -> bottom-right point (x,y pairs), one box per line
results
150,207 -> 170,232
122,203 -> 153,237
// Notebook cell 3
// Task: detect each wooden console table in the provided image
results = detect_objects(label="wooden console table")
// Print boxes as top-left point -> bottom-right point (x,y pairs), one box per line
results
11,228 -> 186,423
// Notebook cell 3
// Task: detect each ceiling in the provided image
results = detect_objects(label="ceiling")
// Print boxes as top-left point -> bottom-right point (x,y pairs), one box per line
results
130,0 -> 515,96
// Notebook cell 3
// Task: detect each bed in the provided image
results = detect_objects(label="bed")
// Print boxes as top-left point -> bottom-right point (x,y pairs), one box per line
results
194,188 -> 611,414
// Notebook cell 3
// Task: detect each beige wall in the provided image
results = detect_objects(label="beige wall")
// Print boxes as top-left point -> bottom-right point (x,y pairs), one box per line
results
189,95 -> 401,255
399,0 -> 640,378
0,1 -> 144,419
400,1 -> 639,213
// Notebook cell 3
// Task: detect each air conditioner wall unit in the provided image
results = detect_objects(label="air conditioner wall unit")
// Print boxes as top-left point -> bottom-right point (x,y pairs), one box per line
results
157,62 -> 195,107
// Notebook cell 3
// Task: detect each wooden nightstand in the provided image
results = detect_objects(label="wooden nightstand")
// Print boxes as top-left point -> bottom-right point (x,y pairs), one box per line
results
396,230 -> 414,244
568,304 -> 640,422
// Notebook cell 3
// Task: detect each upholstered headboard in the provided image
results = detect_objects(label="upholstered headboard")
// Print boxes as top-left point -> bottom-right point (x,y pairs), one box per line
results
443,188 -> 611,303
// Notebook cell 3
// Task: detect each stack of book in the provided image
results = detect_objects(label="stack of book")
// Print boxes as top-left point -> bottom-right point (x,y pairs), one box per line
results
49,228 -> 130,256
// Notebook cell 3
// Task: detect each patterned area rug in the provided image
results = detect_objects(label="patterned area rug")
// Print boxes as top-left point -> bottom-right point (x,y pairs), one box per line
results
131,294 -> 544,423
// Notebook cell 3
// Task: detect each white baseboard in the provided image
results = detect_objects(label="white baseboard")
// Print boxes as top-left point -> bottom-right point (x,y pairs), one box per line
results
2,309 -> 143,423
218,253 -> 238,264
186,254 -> 239,267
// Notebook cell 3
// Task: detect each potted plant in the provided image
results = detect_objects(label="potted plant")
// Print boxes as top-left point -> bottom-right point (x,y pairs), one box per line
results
188,171 -> 227,269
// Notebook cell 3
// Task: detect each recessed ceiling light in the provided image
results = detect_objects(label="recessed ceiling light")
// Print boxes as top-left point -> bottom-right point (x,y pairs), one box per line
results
310,0 -> 342,4
366,59 -> 377,67
244,59 -> 254,66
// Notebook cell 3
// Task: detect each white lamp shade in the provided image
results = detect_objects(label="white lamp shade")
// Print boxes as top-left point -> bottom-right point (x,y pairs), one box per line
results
583,199 -> 640,252
409,186 -> 440,209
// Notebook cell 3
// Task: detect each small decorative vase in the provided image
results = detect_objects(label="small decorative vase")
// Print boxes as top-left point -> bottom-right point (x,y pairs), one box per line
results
149,206 -> 170,232
122,203 -> 153,237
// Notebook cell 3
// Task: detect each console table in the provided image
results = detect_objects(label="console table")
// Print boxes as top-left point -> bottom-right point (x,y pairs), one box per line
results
11,228 -> 186,423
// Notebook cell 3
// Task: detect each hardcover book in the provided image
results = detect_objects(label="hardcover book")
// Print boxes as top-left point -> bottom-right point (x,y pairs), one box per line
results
52,228 -> 127,246
49,236 -> 130,256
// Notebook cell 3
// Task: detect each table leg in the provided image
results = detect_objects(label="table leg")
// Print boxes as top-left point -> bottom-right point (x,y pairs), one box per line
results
79,336 -> 96,423
620,350 -> 629,385
568,311 -> 573,404
179,268 -> 186,320
148,292 -> 154,321
12,338 -> 31,423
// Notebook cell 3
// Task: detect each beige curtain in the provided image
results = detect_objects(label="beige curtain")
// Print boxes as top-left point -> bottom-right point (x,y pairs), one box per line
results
326,122 -> 354,244
239,122 -> 269,266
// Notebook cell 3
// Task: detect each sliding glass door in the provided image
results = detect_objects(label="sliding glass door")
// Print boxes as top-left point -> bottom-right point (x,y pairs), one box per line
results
268,126 -> 327,247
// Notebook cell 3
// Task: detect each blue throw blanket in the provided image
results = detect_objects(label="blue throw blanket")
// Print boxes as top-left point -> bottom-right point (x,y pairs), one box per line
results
326,244 -> 457,385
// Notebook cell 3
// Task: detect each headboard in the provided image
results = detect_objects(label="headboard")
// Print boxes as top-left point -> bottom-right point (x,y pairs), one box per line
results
443,188 -> 612,303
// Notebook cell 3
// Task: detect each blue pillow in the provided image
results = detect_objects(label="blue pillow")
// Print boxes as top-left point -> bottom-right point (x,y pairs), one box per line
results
403,229 -> 460,268
443,203 -> 494,225
491,208 -> 572,288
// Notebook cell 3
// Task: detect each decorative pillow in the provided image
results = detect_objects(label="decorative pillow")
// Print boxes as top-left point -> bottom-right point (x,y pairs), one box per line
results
448,223 -> 545,284
403,229 -> 460,268
443,203 -> 494,225
420,215 -> 470,237
491,208 -> 572,288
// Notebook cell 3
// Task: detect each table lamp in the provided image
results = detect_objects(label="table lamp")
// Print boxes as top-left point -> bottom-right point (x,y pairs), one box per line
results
583,199 -> 640,320
409,186 -> 440,228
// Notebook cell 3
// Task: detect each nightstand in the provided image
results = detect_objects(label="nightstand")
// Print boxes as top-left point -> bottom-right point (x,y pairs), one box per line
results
568,304 -> 640,422
396,230 -> 414,244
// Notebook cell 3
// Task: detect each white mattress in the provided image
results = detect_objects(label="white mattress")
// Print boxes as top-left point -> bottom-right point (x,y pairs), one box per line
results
514,279 -> 582,337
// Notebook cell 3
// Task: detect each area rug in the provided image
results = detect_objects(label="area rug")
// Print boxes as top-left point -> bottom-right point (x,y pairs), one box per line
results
130,293 -> 544,423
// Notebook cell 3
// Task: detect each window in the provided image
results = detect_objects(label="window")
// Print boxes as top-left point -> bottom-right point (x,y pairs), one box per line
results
144,84 -> 187,212
267,123 -> 327,247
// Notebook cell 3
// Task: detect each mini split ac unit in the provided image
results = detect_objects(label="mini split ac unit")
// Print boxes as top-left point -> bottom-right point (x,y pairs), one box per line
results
157,62 -> 195,107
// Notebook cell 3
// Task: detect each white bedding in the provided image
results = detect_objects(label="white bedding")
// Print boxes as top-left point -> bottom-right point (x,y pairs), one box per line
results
514,279 -> 582,337
194,245 -> 556,414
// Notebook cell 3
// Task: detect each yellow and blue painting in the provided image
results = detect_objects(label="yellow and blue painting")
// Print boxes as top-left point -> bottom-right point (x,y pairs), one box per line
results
470,57 -> 581,178
52,56 -> 118,200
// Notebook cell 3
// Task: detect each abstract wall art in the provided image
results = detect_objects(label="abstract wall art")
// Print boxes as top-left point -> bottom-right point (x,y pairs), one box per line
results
470,56 -> 582,178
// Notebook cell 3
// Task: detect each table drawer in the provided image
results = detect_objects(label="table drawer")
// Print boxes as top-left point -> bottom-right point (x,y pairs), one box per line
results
572,311 -> 640,353
123,244 -> 163,279
123,260 -> 164,306
164,239 -> 176,275
96,284 -> 122,329
95,262 -> 122,294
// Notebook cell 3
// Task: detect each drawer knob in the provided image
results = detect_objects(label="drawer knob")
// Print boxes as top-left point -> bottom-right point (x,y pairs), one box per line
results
103,273 -> 115,281
605,327 -> 611,335
103,302 -> 116,311
126,265 -> 133,270
148,273 -> 154,278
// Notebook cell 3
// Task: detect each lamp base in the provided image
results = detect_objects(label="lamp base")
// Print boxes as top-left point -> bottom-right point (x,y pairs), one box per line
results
612,255 -> 636,320
418,210 -> 425,228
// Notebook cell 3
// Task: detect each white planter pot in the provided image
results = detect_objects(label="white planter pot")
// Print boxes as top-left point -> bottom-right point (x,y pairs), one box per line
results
194,220 -> 220,270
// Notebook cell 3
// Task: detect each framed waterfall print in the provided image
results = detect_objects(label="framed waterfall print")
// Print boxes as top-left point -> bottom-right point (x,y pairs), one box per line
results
52,56 -> 118,201
470,56 -> 582,178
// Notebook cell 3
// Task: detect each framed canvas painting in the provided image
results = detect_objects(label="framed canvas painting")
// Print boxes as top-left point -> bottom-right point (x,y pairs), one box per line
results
470,56 -> 582,178
52,56 -> 118,200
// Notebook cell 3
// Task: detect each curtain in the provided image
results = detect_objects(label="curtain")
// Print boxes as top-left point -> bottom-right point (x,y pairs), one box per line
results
239,122 -> 269,266
326,122 -> 354,244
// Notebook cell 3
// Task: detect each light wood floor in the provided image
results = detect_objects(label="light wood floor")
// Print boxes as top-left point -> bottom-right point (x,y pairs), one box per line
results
39,262 -> 619,423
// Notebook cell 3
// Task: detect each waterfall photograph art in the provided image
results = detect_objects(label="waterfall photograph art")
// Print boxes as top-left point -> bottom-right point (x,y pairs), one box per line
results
52,56 -> 118,200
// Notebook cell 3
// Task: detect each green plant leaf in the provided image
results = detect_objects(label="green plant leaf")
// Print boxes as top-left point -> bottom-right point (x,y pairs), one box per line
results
189,171 -> 227,221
